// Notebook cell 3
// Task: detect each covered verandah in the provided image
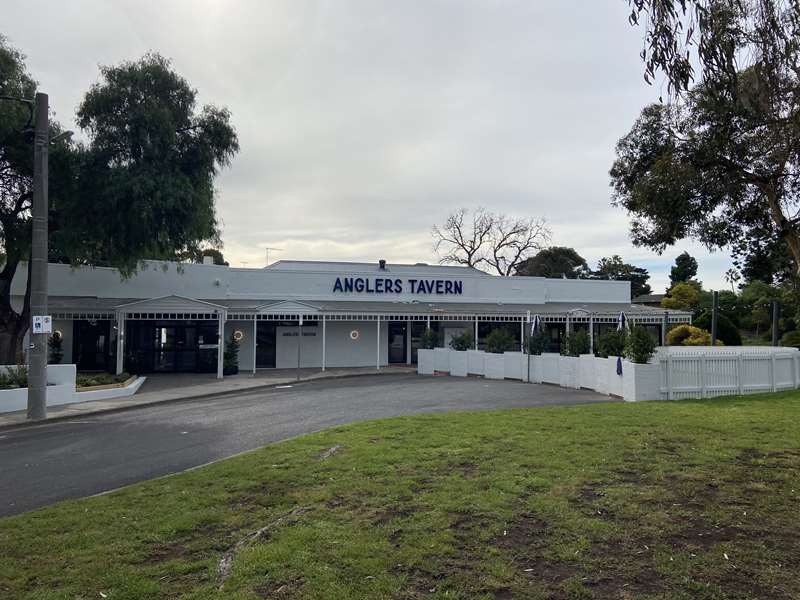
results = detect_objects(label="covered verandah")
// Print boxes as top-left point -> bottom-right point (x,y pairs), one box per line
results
49,296 -> 692,379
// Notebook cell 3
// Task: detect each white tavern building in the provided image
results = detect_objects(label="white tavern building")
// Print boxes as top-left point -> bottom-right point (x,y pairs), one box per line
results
11,259 -> 691,377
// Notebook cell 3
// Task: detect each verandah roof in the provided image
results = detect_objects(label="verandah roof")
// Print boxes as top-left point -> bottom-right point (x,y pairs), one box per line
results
44,295 -> 691,324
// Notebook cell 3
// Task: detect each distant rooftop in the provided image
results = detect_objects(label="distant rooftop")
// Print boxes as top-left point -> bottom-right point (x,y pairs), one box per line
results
632,293 -> 666,304
263,260 -> 493,276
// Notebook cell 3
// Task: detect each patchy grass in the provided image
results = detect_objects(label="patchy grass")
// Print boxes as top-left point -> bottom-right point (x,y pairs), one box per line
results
1,391 -> 799,599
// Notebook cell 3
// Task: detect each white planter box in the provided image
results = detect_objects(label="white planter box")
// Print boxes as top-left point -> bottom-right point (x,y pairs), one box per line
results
540,353 -> 560,384
528,355 -> 543,383
558,356 -> 580,389
449,350 -> 468,377
0,387 -> 27,413
593,356 -> 608,394
578,354 -> 596,389
484,353 -> 505,380
503,352 -> 525,380
74,376 -> 146,402
622,360 -> 661,402
0,383 -> 76,414
417,349 -> 435,375
0,364 -> 77,414
607,357 -> 624,397
466,350 -> 485,376
434,348 -> 450,373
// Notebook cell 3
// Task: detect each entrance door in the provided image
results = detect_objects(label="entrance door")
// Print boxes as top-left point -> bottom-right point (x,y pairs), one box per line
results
73,320 -> 110,371
388,322 -> 407,364
153,326 -> 177,372
256,322 -> 277,368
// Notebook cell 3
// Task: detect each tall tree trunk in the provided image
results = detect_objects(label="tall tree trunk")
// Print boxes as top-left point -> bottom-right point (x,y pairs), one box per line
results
0,258 -> 31,364
764,186 -> 800,277
0,308 -> 28,364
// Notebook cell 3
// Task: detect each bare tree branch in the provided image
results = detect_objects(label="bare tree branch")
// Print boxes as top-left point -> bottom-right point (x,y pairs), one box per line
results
432,208 -> 551,276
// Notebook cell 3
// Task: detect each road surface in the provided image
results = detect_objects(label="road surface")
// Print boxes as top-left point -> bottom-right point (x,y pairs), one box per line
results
0,374 -> 611,516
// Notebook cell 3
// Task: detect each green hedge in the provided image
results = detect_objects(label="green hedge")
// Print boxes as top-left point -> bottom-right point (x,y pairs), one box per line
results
693,311 -> 742,346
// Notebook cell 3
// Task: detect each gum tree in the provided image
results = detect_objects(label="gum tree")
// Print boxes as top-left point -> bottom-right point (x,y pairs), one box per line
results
0,44 -> 239,362
617,1 -> 800,275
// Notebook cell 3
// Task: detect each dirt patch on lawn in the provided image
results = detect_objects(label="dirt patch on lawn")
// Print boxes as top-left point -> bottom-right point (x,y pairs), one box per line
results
253,576 -> 306,599
140,522 -> 227,565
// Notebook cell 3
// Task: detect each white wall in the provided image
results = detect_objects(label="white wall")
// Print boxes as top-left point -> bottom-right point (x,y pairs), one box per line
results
275,321 -> 389,368
11,260 -> 632,306
225,320 -> 255,371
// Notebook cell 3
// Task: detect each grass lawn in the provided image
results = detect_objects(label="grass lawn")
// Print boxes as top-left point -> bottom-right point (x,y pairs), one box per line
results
1,392 -> 799,600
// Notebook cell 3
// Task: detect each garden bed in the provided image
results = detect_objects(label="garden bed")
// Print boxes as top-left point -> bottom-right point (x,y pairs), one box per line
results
76,372 -> 135,392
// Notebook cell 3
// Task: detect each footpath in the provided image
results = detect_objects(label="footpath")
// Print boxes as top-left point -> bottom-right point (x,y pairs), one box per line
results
0,366 -> 416,430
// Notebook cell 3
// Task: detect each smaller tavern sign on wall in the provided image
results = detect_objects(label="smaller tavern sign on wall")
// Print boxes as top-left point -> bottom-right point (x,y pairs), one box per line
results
332,277 -> 463,295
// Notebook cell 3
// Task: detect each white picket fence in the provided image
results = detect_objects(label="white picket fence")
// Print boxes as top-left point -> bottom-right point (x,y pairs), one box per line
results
417,346 -> 800,402
659,346 -> 800,399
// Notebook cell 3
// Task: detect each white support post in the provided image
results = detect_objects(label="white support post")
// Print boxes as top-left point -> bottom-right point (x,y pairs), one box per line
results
217,313 -> 225,379
737,352 -> 744,395
474,318 -> 479,350
115,312 -> 124,375
321,315 -> 327,371
794,354 -> 800,389
700,354 -> 707,398
771,353 -> 777,392
667,353 -> 674,400
589,315 -> 594,355
376,318 -> 381,370
520,320 -> 524,352
252,317 -> 257,374
406,319 -> 411,365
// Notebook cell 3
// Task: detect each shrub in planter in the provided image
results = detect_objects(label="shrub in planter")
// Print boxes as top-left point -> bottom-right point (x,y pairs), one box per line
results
449,330 -> 474,351
48,334 -> 63,364
561,329 -> 590,357
419,328 -> 440,349
0,365 -> 28,389
223,337 -> 240,375
528,330 -> 548,355
625,325 -> 657,364
693,312 -> 742,346
667,324 -> 719,346
484,328 -> 515,354
781,330 -> 800,348
596,329 -> 626,358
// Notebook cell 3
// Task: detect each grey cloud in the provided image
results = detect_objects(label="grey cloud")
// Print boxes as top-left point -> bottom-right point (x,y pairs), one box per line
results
2,0 -> 732,289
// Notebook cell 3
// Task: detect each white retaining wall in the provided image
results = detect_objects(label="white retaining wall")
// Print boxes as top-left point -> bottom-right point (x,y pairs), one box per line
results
417,346 -> 800,402
0,364 -> 146,414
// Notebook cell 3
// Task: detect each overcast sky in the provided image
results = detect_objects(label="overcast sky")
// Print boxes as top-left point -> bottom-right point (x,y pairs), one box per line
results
1,0 -> 735,293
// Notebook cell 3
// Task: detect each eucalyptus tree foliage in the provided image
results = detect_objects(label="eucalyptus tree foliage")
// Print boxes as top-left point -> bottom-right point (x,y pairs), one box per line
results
514,246 -> 591,279
66,52 -> 239,275
0,41 -> 238,361
619,0 -> 800,276
0,36 -> 76,362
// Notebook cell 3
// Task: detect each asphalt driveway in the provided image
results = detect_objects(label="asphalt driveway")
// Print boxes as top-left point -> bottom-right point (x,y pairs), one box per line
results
0,374 -> 612,516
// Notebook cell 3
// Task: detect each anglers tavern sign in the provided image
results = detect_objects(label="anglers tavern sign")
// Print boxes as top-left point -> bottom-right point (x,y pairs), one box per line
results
332,277 -> 463,295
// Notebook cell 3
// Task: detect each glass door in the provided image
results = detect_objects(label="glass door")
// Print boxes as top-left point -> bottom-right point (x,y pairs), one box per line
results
256,322 -> 277,368
73,320 -> 110,371
388,322 -> 407,364
153,326 -> 176,372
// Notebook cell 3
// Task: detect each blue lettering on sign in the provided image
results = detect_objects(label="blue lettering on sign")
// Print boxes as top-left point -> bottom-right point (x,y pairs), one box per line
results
332,277 -> 462,295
